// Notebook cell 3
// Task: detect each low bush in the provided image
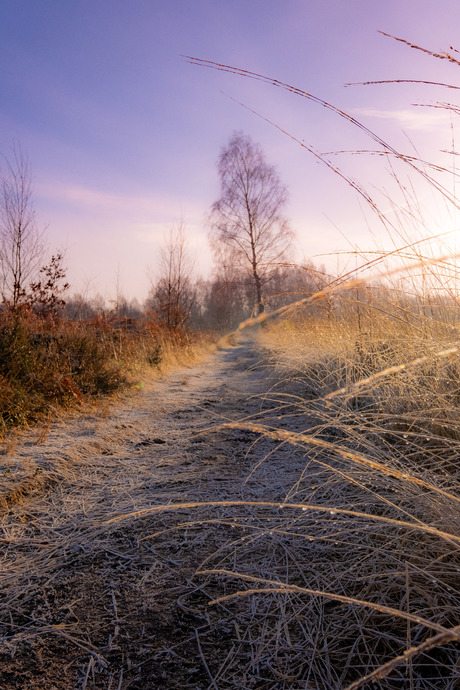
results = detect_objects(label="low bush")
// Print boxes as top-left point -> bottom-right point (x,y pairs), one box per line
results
0,312 -> 208,436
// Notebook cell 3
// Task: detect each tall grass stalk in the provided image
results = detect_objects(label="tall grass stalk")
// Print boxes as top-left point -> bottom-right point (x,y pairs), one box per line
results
166,40 -> 460,686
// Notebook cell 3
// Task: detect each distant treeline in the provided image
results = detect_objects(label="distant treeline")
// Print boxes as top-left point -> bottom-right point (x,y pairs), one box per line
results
64,261 -> 327,333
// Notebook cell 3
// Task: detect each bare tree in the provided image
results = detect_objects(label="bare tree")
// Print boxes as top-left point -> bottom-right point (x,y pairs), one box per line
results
209,132 -> 294,315
0,145 -> 45,309
146,221 -> 195,329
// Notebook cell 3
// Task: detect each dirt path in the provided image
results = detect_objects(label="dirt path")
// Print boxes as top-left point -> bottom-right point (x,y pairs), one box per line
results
0,335 -> 307,689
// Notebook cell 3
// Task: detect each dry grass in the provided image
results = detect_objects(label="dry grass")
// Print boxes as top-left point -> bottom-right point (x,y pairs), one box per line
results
4,35 -> 460,690
238,291 -> 460,687
63,285 -> 460,688
148,51 -> 460,678
1,295 -> 460,688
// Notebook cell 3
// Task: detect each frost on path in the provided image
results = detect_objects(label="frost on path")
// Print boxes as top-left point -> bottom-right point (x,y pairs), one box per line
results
0,336 -> 307,689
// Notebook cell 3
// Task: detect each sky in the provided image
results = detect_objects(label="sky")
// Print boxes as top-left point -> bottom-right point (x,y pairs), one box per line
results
2,0 -> 460,302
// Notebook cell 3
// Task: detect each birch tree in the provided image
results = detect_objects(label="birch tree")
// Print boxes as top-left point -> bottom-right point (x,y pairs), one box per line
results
209,132 -> 293,315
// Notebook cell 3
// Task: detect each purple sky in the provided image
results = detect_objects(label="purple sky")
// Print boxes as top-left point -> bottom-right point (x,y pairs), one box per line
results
2,0 -> 460,302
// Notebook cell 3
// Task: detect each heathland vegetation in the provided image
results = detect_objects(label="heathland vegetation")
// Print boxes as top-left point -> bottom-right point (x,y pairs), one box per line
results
3,34 -> 460,688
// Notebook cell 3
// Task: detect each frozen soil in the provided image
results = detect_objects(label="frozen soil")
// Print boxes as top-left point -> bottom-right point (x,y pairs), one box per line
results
0,335 -> 310,689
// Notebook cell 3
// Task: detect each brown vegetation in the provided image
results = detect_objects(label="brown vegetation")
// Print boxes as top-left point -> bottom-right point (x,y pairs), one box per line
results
4,32 -> 460,690
0,309 -> 210,438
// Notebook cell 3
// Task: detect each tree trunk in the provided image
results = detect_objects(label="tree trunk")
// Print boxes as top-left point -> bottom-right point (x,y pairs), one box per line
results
252,263 -> 264,315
